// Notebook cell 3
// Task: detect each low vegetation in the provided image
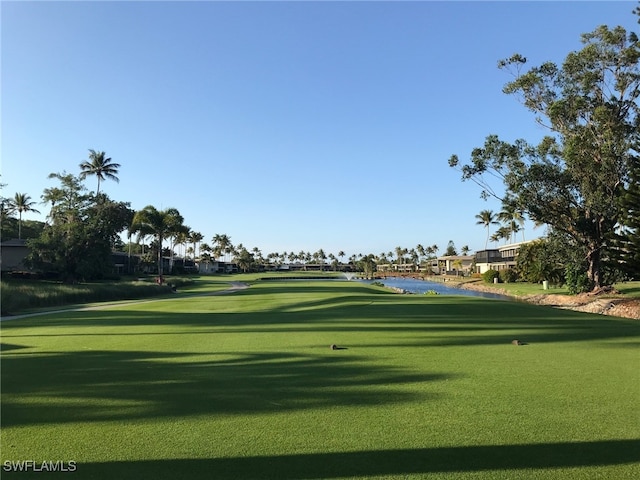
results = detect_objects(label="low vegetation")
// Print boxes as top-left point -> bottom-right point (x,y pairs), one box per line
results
0,276 -> 201,315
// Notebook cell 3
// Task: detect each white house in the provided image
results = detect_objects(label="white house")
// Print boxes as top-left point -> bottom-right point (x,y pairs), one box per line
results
474,240 -> 533,274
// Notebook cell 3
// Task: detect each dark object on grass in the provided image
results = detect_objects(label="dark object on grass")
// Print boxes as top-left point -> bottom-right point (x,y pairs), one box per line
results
330,344 -> 348,350
512,339 -> 528,346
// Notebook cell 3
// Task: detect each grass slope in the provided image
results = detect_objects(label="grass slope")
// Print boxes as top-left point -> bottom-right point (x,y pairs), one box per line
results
1,279 -> 639,479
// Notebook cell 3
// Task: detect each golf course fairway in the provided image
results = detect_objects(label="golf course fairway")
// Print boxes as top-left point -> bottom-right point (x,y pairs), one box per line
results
1,277 -> 638,479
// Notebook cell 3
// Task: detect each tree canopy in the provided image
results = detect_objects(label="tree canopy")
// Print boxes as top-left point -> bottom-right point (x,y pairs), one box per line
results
26,172 -> 134,281
131,206 -> 185,279
449,25 -> 640,289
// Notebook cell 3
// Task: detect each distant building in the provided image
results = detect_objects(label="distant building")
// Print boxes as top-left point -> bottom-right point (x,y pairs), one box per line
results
0,239 -> 29,272
474,240 -> 532,274
436,255 -> 475,276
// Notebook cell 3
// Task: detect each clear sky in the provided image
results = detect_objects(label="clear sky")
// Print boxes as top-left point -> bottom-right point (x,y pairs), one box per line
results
2,1 -> 637,259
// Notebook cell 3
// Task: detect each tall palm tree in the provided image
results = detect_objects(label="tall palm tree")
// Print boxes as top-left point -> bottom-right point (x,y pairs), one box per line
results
476,209 -> 500,249
169,225 -> 190,271
13,193 -> 40,239
189,231 -> 204,261
131,205 -> 184,280
212,234 -> 233,262
409,248 -> 419,270
490,226 -> 512,245
394,246 -> 404,266
498,204 -> 525,244
79,149 -> 120,194
316,248 -> 327,271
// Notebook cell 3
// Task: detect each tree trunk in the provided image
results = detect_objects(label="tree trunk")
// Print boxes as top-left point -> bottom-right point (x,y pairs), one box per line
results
586,245 -> 602,290
157,234 -> 164,280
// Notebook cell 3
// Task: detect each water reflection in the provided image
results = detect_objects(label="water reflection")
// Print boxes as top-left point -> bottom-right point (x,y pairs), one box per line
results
362,277 -> 509,300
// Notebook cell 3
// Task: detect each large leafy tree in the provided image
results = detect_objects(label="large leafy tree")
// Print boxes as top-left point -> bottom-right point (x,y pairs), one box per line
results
450,25 -> 639,290
445,240 -> 457,256
79,149 -> 121,194
616,154 -> 640,277
27,173 -> 133,281
131,206 -> 184,279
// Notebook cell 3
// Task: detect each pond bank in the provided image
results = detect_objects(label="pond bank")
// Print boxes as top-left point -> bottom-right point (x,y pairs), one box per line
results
457,280 -> 640,320
373,274 -> 639,320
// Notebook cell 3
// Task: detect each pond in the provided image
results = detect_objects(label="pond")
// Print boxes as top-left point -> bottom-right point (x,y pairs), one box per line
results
360,276 -> 509,300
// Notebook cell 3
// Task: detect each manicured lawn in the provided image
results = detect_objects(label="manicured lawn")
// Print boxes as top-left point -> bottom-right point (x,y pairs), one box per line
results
616,281 -> 640,298
1,279 -> 638,479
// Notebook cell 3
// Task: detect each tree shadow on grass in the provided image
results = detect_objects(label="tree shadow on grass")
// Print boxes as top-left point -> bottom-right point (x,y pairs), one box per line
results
4,439 -> 637,479
1,349 -> 449,428
2,285 -> 638,348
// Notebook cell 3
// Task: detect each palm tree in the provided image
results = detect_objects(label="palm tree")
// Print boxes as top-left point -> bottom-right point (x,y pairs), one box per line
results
200,242 -> 212,271
328,253 -> 337,271
490,226 -> 512,245
13,193 -> 40,239
316,248 -> 327,271
452,258 -> 464,276
498,204 -> 525,244
394,246 -> 404,267
252,247 -> 263,267
189,231 -> 204,261
212,234 -> 233,262
169,225 -> 190,271
131,206 -> 184,280
409,248 -> 419,270
79,150 -> 120,194
476,209 -> 499,249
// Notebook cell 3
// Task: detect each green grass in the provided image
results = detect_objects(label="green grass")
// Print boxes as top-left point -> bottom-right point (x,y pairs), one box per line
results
464,279 -> 640,299
1,278 -> 639,479
615,281 -> 640,298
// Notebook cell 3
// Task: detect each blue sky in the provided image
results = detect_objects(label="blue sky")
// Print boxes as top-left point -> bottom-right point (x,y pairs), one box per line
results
2,1 -> 637,259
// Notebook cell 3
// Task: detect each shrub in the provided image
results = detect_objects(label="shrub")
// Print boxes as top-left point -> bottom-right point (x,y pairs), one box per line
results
482,269 -> 500,284
565,263 -> 592,294
499,268 -> 518,283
